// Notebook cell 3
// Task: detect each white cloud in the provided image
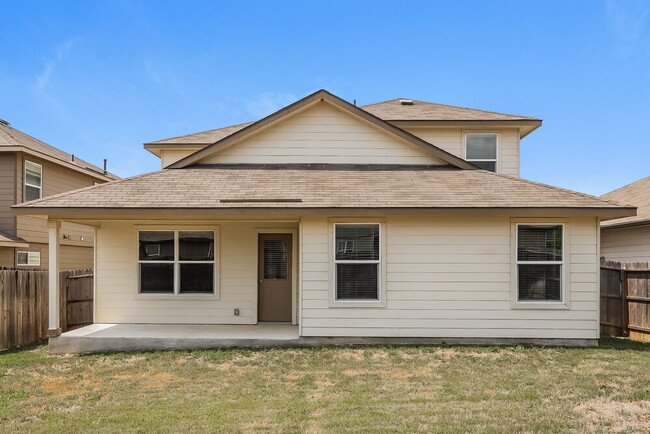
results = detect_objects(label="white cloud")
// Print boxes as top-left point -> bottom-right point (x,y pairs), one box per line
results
35,39 -> 75,90
244,92 -> 297,118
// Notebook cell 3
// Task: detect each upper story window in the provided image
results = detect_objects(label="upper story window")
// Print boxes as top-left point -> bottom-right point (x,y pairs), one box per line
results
24,161 -> 42,201
334,223 -> 381,301
138,230 -> 216,295
465,133 -> 497,172
516,224 -> 564,303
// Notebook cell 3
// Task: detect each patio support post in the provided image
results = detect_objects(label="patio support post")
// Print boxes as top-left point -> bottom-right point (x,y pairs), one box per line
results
47,219 -> 61,337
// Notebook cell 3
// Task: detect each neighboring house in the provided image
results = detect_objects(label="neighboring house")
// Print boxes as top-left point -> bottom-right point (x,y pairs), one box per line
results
600,176 -> 650,262
14,90 -> 634,347
0,120 -> 118,270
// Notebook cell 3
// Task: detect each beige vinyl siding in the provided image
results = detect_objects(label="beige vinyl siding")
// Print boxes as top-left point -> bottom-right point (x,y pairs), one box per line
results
601,225 -> 650,262
0,247 -> 14,267
0,152 -> 16,235
94,220 -> 298,324
202,103 -> 445,165
300,215 -> 599,339
161,148 -> 202,168
16,153 -> 100,260
8,243 -> 93,270
403,127 -> 521,177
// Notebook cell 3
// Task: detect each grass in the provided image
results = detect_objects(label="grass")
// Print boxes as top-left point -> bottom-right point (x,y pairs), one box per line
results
0,338 -> 649,433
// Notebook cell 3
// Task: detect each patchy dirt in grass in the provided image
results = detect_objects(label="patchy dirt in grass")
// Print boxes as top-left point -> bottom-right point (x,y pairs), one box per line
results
575,399 -> 650,432
41,376 -> 103,396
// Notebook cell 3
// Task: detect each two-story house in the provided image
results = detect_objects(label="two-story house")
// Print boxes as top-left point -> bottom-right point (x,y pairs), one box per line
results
14,90 -> 634,353
0,120 -> 118,270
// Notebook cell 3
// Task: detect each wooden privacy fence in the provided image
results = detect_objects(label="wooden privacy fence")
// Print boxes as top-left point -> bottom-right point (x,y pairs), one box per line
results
600,260 -> 650,342
0,268 -> 93,351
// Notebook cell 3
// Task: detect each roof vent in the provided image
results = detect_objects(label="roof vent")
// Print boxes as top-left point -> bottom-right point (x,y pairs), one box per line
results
399,99 -> 414,105
0,119 -> 10,126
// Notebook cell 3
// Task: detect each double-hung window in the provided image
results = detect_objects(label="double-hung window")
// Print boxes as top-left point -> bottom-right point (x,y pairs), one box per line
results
334,223 -> 380,301
25,161 -> 42,201
138,230 -> 216,294
465,133 -> 497,172
516,224 -> 563,302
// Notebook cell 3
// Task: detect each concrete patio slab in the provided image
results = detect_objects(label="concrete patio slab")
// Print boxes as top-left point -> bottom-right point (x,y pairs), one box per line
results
49,323 -> 300,354
48,323 -> 598,354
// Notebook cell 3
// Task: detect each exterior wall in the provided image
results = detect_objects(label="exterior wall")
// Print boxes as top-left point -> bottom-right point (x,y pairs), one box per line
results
94,220 -> 298,324
300,215 -> 600,339
201,103 -> 445,165
403,127 -> 521,177
161,149 -> 201,168
0,243 -> 93,270
0,152 -> 16,235
0,246 -> 14,267
14,153 -> 100,269
601,225 -> 650,262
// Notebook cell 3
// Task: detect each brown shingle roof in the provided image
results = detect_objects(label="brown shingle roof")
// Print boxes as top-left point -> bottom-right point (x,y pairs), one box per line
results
0,231 -> 28,248
145,122 -> 254,145
146,96 -> 540,146
14,165 -> 631,215
361,98 -> 541,121
0,122 -> 119,180
601,176 -> 650,228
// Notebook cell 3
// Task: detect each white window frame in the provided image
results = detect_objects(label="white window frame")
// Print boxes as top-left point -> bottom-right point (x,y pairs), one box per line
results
464,132 -> 498,172
17,251 -> 40,267
24,160 -> 43,201
137,229 -> 218,297
511,220 -> 569,309
330,221 -> 386,307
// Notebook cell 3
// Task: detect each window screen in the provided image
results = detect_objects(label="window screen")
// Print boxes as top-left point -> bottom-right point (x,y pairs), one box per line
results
25,161 -> 42,201
517,225 -> 563,302
334,224 -> 380,301
466,134 -> 497,172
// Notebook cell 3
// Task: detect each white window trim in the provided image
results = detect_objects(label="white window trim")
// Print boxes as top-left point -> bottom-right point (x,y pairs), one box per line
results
511,219 -> 570,309
330,220 -> 386,308
24,160 -> 43,201
136,228 -> 219,299
464,132 -> 499,172
17,251 -> 41,267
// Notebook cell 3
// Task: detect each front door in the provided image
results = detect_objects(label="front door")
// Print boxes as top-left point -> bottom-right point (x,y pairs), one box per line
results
258,234 -> 292,322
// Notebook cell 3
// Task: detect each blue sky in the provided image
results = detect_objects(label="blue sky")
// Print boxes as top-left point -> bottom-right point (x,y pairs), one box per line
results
1,0 -> 648,195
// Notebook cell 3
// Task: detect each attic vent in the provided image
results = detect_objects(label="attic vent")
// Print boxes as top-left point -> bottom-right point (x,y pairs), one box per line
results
0,119 -> 9,126
399,99 -> 414,105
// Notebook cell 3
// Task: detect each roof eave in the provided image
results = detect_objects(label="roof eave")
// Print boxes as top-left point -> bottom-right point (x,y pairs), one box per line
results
12,206 -> 637,220
0,146 -> 119,181
601,219 -> 650,230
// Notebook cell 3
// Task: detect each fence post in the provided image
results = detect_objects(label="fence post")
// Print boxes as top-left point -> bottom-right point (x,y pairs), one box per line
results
621,266 -> 629,337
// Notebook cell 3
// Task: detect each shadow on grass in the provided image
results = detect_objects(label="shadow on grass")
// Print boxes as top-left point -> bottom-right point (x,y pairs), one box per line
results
0,340 -> 47,355
598,336 -> 650,351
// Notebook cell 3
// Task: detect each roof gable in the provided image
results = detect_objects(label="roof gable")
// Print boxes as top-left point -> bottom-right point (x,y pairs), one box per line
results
168,90 -> 476,170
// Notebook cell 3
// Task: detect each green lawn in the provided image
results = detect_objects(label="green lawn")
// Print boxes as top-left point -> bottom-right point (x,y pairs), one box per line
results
1,338 -> 649,433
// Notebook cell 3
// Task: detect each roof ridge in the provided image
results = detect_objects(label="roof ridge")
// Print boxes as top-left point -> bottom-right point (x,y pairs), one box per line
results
13,170 -> 163,207
478,170 -> 632,208
145,121 -> 255,144
361,98 -> 540,120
